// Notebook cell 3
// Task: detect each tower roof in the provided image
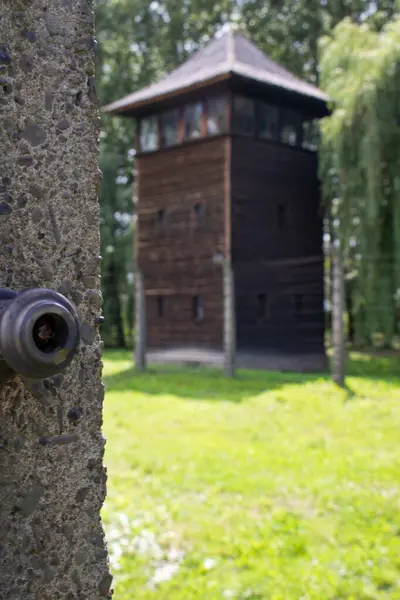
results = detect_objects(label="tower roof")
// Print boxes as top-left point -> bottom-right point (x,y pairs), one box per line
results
103,29 -> 328,116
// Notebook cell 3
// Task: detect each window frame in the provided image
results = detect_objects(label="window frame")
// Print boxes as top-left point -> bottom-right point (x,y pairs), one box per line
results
279,108 -> 302,147
183,101 -> 204,141
257,102 -> 279,141
257,293 -> 270,320
192,295 -> 204,323
139,115 -> 159,153
156,296 -> 165,318
232,95 -> 256,137
160,107 -> 180,148
156,207 -> 168,233
137,96 -> 318,154
193,202 -> 205,228
206,94 -> 229,136
302,118 -> 319,152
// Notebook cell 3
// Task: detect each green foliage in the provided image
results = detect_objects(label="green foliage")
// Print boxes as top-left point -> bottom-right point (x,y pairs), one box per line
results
320,18 -> 400,346
103,349 -> 400,599
240,0 -> 395,83
99,147 -> 134,347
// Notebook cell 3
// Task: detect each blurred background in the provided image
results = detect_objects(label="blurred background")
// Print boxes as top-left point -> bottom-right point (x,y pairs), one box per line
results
95,0 -> 400,353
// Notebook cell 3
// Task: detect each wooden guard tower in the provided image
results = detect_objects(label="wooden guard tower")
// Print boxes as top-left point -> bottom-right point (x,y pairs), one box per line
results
104,30 -> 329,372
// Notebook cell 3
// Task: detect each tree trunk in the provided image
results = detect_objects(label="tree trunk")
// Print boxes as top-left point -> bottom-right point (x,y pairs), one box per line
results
332,249 -> 346,386
0,2 -> 111,598
108,258 -> 126,348
224,263 -> 236,377
346,282 -> 355,344
134,269 -> 147,371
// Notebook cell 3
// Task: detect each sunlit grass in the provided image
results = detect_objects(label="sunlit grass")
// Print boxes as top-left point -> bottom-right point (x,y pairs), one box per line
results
102,350 -> 400,599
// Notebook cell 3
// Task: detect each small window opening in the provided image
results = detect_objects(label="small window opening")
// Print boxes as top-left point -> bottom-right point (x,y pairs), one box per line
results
156,296 -> 165,318
157,208 -> 167,226
281,125 -> 297,146
258,103 -> 279,140
233,96 -> 255,136
160,109 -> 179,147
192,295 -> 204,322
277,204 -> 286,229
294,294 -> 303,319
184,102 -> 203,139
207,96 -> 228,135
280,109 -> 301,147
194,203 -> 205,227
140,116 -> 159,152
257,294 -> 269,319
302,119 -> 319,151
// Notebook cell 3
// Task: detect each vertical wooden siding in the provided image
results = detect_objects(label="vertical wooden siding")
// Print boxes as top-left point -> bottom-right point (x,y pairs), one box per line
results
137,138 -> 226,349
231,137 -> 325,354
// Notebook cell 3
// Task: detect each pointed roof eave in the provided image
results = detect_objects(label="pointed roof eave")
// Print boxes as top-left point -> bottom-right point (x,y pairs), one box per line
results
102,64 -> 233,115
231,63 -> 329,104
103,64 -> 328,116
102,64 -> 328,116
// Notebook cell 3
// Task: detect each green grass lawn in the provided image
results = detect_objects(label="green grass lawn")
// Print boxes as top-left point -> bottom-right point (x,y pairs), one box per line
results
102,350 -> 400,600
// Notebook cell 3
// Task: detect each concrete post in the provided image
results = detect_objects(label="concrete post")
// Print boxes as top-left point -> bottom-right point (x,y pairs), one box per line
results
331,248 -> 346,386
0,2 -> 111,598
223,263 -> 236,377
134,269 -> 147,371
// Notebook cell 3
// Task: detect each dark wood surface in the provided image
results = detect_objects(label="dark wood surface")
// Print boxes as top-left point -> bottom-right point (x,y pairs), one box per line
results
231,137 -> 325,354
137,133 -> 325,356
137,137 -> 227,349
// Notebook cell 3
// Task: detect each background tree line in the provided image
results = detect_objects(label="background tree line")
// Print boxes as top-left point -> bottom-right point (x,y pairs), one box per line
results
95,0 -> 400,348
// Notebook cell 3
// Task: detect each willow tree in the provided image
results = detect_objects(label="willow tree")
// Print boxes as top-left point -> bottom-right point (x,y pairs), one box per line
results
319,18 -> 400,346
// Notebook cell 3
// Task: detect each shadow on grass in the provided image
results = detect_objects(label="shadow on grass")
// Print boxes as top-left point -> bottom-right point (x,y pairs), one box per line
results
347,350 -> 400,380
343,384 -> 357,401
103,349 -> 399,403
103,346 -> 329,402
103,364 -> 328,402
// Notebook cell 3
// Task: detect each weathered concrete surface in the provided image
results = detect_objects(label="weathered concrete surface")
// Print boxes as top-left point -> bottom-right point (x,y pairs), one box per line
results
0,1 -> 111,598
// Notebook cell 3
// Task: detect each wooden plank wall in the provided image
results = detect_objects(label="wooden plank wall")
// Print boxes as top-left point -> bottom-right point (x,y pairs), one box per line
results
231,137 -> 325,354
137,138 -> 226,349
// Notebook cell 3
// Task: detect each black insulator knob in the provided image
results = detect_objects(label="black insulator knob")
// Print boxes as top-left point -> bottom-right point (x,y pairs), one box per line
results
0,288 -> 80,380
